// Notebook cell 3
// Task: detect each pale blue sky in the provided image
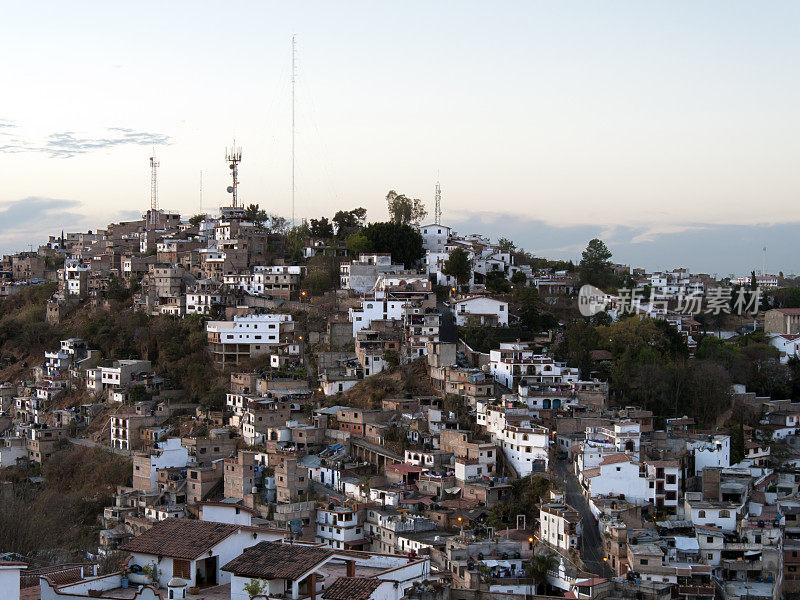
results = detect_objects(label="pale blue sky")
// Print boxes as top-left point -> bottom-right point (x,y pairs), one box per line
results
1,2 -> 799,274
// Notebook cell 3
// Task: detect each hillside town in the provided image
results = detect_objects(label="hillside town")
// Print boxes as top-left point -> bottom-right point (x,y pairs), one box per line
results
2,188 -> 800,600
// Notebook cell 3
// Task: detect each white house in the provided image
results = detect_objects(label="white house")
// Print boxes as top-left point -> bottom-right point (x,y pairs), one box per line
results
0,561 -> 25,600
121,518 -> 285,589
687,435 -> 731,476
453,296 -> 508,327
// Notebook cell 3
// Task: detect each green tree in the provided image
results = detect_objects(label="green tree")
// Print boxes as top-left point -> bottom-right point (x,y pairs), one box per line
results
189,214 -> 207,227
333,208 -> 367,237
309,217 -> 334,239
442,249 -> 472,290
731,420 -> 745,465
486,270 -> 510,294
497,237 -> 516,252
244,204 -> 269,227
513,286 -> 545,331
527,553 -> 559,593
510,270 -> 527,286
361,222 -> 424,267
286,224 -> 310,262
579,238 -> 616,290
345,233 -> 372,256
386,190 -> 427,225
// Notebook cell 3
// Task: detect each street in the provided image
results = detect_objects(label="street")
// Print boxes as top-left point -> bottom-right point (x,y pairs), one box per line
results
553,456 -> 613,579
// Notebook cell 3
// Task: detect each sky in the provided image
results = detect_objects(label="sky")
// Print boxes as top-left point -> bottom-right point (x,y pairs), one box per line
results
1,2 -> 799,275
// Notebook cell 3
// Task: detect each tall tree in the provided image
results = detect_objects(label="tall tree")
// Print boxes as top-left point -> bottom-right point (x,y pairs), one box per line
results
442,248 -> 472,290
333,207 -> 367,237
579,238 -> 616,290
386,190 -> 427,225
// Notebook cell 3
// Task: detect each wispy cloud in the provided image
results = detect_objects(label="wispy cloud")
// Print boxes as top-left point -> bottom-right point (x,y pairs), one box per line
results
0,197 -> 140,254
0,125 -> 170,158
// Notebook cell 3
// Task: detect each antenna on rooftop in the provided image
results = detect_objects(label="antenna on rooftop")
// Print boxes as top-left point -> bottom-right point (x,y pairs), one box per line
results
434,180 -> 442,225
762,245 -> 767,277
226,141 -> 242,208
149,150 -> 159,230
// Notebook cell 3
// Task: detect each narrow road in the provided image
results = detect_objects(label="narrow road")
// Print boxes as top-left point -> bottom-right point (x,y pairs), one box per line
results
553,456 -> 612,579
68,437 -> 132,457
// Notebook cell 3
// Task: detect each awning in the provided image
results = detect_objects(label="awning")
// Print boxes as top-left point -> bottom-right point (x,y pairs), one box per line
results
445,487 -> 461,494
674,537 -> 700,552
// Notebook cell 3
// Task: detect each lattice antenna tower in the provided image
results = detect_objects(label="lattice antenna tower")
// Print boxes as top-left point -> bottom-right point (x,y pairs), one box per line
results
226,141 -> 242,208
434,181 -> 442,225
149,151 -> 159,229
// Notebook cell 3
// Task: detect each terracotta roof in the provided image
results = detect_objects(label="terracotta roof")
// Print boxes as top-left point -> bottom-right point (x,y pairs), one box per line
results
775,308 -> 800,315
646,460 -> 679,468
120,518 -> 239,560
583,467 -> 601,478
323,577 -> 383,600
599,453 -> 633,466
222,541 -> 333,580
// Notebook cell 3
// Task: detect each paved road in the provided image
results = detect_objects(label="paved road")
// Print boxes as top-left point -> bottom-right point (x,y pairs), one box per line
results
553,456 -> 612,579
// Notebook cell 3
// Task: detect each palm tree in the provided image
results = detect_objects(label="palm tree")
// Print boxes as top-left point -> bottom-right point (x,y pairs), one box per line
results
526,552 -> 559,594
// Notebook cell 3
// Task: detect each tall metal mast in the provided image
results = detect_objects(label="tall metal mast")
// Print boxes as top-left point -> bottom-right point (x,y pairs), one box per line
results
149,151 -> 159,229
199,170 -> 203,214
291,34 -> 297,227
434,181 -> 442,225
226,142 -> 242,208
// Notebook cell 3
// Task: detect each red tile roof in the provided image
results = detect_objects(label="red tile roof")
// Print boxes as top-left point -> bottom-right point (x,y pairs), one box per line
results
120,518 -> 239,560
222,541 -> 334,580
323,577 -> 383,600
599,453 -> 633,466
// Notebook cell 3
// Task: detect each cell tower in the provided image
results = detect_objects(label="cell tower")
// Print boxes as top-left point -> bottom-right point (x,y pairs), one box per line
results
434,181 -> 442,225
149,152 -> 159,229
226,142 -> 242,208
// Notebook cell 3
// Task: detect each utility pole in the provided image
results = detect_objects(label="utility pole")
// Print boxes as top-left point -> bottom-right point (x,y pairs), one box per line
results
291,34 -> 297,227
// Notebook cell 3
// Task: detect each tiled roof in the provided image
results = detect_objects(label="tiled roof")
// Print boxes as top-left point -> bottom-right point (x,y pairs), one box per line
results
222,541 -> 333,580
120,518 -> 239,560
599,453 -> 633,466
323,577 -> 383,600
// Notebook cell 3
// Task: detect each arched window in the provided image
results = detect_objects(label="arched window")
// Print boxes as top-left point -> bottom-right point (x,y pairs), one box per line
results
698,510 -> 706,518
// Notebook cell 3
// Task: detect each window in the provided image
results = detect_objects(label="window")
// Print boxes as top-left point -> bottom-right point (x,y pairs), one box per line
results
719,510 -> 730,518
707,536 -> 714,543
173,559 -> 191,579
640,559 -> 648,566
698,510 -> 706,518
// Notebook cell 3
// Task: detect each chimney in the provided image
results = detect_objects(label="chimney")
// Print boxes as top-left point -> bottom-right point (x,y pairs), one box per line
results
346,560 -> 356,577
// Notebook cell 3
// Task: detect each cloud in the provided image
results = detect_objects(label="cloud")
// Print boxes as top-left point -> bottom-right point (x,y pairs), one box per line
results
0,126 -> 170,158
446,210 -> 800,275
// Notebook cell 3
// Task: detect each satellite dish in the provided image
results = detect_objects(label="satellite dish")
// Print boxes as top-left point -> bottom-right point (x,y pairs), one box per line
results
226,186 -> 234,193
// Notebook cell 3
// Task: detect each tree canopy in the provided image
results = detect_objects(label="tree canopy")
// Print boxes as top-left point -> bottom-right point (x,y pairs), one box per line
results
386,190 -> 427,226
442,248 -> 472,290
361,222 -> 424,268
579,238 -> 617,290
